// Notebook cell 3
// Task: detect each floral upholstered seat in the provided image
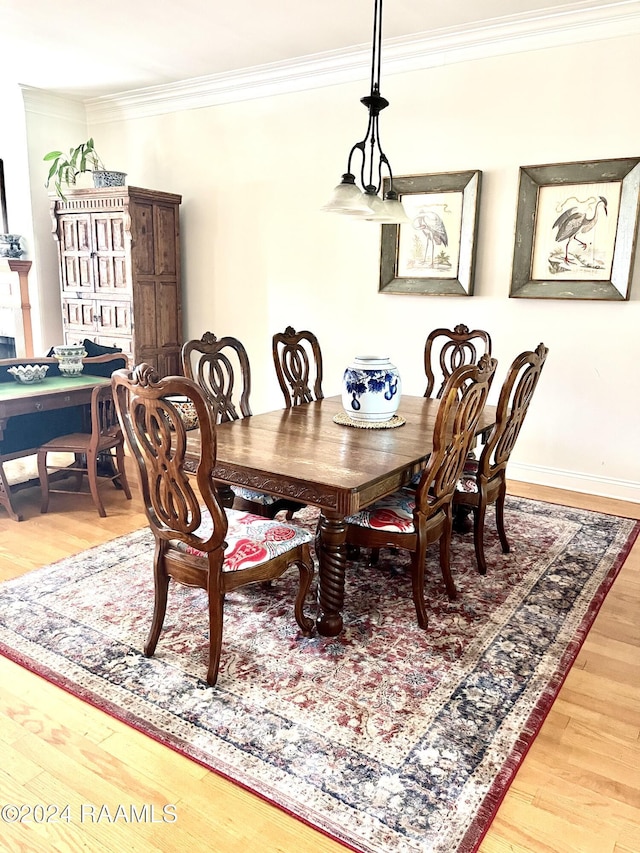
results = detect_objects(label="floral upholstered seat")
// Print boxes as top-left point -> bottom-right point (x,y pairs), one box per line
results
455,457 -> 480,494
346,491 -> 423,533
172,509 -> 312,568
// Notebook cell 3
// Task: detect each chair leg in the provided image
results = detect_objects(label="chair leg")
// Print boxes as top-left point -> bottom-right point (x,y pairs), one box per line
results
206,587 -> 225,687
410,541 -> 430,630
87,449 -> 106,517
114,444 -> 132,500
439,512 -> 457,600
473,503 -> 488,575
70,453 -> 84,490
37,450 -> 50,514
495,481 -> 510,554
145,541 -> 170,657
293,546 -> 315,635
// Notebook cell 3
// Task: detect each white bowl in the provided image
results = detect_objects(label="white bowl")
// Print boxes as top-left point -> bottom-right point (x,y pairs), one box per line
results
7,364 -> 49,384
58,362 -> 85,376
53,345 -> 87,358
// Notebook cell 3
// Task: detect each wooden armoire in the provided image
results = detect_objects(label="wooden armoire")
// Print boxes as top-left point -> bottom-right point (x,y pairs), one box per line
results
50,185 -> 183,375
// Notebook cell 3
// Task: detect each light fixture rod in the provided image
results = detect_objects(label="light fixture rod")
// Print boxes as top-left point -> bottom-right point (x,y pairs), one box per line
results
322,0 -> 409,223
370,0 -> 383,94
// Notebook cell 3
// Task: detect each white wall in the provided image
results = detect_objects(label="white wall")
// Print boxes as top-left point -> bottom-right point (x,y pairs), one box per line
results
0,83 -> 41,351
2,88 -> 89,354
18,32 -> 640,501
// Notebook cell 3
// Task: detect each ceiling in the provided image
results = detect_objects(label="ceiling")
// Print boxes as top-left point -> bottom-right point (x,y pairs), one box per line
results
0,0 -> 630,100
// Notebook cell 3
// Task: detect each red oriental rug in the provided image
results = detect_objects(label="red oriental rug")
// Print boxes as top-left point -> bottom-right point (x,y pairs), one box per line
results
0,497 -> 637,853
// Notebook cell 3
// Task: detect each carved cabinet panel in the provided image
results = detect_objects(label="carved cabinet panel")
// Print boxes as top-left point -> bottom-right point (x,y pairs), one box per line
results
51,186 -> 182,375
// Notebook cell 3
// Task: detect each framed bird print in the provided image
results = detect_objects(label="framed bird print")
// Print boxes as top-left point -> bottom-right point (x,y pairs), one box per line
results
510,157 -> 640,300
379,170 -> 482,296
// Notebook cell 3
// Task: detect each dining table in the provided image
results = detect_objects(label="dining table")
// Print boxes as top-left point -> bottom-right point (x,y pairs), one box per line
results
186,394 -> 497,637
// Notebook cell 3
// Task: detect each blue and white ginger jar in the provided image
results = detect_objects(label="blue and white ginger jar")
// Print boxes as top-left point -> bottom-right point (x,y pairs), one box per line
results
342,356 -> 401,422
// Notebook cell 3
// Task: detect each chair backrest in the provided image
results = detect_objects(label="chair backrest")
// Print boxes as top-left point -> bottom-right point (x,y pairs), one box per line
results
111,364 -> 227,553
182,332 -> 251,422
88,382 -> 123,447
424,323 -> 492,398
477,343 -> 548,483
415,354 -> 498,515
272,326 -> 323,407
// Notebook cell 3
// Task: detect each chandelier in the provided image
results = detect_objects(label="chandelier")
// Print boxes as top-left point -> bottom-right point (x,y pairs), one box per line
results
322,0 -> 409,223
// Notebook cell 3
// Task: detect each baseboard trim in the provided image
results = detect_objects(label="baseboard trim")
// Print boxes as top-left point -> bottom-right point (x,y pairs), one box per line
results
507,462 -> 640,504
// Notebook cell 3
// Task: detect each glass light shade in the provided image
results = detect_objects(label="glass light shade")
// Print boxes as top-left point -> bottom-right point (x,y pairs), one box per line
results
362,194 -> 411,224
321,180 -> 372,215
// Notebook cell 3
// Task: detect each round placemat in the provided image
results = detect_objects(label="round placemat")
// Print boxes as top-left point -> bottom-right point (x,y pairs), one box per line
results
333,412 -> 406,429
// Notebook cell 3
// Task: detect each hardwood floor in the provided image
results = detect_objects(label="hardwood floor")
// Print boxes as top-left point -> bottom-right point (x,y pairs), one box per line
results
0,470 -> 638,853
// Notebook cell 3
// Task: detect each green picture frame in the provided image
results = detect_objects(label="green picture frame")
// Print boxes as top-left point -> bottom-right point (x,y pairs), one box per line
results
510,157 -> 640,300
379,170 -> 482,296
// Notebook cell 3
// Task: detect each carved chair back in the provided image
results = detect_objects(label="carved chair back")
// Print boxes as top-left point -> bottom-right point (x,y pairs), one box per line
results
415,354 -> 498,517
477,343 -> 548,483
453,344 -> 548,575
111,364 -> 227,550
272,326 -> 323,407
182,332 -> 251,423
424,323 -> 492,398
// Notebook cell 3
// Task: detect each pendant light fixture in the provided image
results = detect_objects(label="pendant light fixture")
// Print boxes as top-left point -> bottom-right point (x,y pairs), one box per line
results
322,0 -> 409,224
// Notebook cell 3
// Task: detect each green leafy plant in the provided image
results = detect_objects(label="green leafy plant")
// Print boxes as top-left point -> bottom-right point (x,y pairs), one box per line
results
44,138 -> 106,199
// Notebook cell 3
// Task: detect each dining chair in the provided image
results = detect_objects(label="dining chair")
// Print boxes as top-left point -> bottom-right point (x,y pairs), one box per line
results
272,326 -> 323,407
454,343 -> 549,575
37,382 -> 131,517
424,323 -> 492,398
111,363 -> 315,686
345,354 -> 497,629
182,331 -> 304,519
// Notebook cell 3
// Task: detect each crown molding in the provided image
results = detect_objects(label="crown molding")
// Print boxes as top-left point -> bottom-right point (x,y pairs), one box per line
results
22,87 -> 86,122
30,1 -> 640,124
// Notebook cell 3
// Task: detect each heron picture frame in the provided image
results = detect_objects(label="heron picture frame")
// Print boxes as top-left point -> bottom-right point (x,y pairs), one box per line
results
510,157 -> 640,300
379,170 -> 482,296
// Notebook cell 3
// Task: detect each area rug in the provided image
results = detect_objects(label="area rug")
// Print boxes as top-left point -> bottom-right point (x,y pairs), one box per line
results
0,498 -> 638,853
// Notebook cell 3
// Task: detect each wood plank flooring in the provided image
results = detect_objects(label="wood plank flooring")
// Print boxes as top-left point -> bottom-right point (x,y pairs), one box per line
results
0,471 -> 638,853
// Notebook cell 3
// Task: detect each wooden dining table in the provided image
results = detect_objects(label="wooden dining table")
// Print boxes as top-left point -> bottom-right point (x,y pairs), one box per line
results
186,394 -> 497,637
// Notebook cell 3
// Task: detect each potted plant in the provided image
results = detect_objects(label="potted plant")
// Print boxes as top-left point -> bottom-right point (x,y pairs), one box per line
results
44,138 -> 126,199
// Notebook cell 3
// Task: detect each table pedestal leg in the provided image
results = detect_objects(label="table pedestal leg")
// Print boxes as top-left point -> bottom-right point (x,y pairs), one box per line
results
316,511 -> 347,637
215,482 -> 235,509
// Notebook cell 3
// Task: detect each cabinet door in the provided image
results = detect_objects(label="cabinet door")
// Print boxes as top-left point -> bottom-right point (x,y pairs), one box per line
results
94,300 -> 132,337
59,215 -> 93,294
62,298 -> 95,335
92,214 -> 129,296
